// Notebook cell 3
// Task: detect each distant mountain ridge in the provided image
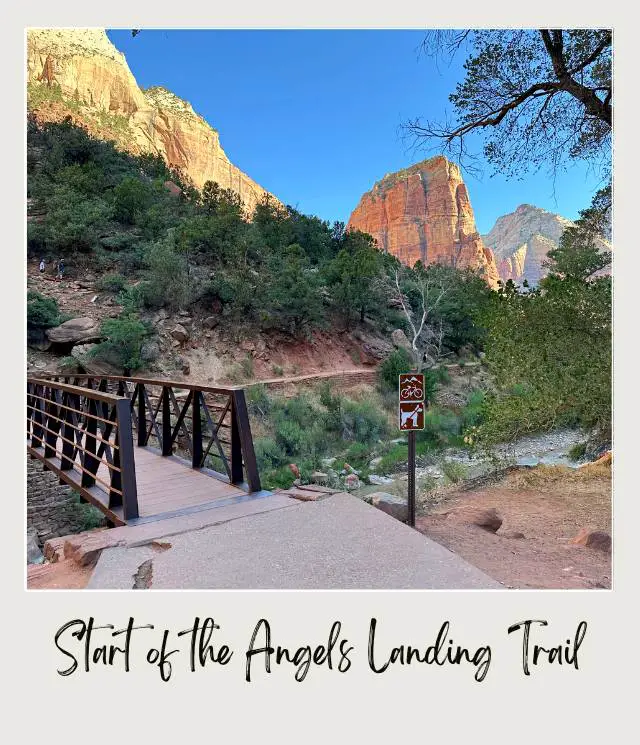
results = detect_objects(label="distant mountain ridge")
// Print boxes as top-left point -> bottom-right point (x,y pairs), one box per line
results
483,204 -> 611,286
27,28 -> 278,214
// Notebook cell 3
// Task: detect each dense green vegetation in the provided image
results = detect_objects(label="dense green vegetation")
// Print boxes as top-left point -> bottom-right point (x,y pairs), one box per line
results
248,380 -> 484,490
473,206 -> 612,449
27,117 -> 612,460
27,118 -> 491,357
27,291 -> 62,331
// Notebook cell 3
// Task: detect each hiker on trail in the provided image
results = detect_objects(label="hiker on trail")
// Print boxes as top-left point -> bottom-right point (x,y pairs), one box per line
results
57,259 -> 65,280
39,258 -> 45,273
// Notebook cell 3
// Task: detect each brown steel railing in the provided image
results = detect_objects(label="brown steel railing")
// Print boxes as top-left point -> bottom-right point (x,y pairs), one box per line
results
28,374 -> 261,497
27,377 -> 139,521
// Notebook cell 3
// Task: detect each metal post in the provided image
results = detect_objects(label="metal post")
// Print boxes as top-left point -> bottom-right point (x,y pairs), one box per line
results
115,398 -> 139,521
81,398 -> 98,488
192,391 -> 203,469
408,430 -> 416,527
137,383 -> 146,446
162,387 -> 172,456
229,393 -> 244,485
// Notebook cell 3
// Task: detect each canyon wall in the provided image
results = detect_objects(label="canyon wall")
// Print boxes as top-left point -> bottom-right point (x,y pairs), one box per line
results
27,29 -> 278,214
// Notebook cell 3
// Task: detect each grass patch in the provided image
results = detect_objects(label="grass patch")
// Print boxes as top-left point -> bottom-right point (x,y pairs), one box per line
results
378,444 -> 408,473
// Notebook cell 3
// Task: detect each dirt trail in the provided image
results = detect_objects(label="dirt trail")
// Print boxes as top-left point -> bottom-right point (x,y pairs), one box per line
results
415,462 -> 611,589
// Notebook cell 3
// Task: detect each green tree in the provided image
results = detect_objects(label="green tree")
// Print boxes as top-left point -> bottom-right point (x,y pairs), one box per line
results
544,187 -> 612,281
113,177 -> 152,224
325,230 -> 384,328
29,184 -> 112,254
141,237 -> 194,310
91,314 -> 149,372
477,233 -> 611,446
27,292 -> 62,345
262,244 -> 325,337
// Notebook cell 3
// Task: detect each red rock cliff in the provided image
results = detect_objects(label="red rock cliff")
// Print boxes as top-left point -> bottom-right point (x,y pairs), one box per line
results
347,157 -> 499,287
26,29 -> 278,215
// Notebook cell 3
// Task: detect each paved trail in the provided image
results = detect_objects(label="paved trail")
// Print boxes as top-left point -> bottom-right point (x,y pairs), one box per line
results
88,492 -> 502,590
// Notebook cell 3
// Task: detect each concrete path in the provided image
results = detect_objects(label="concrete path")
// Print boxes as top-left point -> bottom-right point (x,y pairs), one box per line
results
88,492 -> 502,589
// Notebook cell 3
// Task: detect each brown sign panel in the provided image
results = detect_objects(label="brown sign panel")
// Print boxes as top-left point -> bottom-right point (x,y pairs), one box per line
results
399,401 -> 425,431
399,373 -> 425,402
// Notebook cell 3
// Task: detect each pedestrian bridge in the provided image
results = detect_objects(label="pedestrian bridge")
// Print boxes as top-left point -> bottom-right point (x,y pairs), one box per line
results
26,375 -> 267,527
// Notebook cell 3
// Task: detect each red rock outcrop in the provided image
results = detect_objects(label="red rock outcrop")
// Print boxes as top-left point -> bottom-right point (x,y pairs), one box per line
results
27,29 -> 278,215
347,157 -> 500,287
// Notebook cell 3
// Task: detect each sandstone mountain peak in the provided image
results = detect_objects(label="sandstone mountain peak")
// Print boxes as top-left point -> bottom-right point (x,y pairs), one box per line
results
27,28 -> 126,62
347,157 -> 499,287
27,28 -> 277,213
483,204 -> 610,286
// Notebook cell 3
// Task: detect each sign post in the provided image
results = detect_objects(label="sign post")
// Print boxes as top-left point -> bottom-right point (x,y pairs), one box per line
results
399,373 -> 425,528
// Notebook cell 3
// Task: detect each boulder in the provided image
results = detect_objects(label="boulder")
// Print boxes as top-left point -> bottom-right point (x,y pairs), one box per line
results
164,180 -> 182,197
71,344 -> 119,375
47,317 -> 102,345
391,329 -> 412,351
203,315 -> 219,330
448,506 -> 503,533
171,324 -> 189,342
570,528 -> 612,553
27,329 -> 52,352
370,492 -> 408,523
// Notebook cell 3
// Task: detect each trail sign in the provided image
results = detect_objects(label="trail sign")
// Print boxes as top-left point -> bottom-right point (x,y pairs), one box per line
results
399,373 -> 425,402
398,372 -> 426,529
399,401 -> 425,431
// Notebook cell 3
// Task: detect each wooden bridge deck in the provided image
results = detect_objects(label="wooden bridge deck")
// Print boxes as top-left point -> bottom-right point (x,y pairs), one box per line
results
30,439 -> 265,527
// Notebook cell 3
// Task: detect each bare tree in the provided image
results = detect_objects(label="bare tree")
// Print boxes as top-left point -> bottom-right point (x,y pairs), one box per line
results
394,270 -> 448,372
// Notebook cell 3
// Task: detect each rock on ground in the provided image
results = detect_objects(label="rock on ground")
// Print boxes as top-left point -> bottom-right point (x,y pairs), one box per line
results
47,317 -> 102,344
369,492 -> 408,523
71,343 -> 119,375
391,328 -> 412,351
570,528 -> 612,553
171,324 -> 189,342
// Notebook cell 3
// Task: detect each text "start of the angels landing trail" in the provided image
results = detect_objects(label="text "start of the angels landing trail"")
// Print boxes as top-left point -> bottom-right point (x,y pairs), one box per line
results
53,617 -> 588,683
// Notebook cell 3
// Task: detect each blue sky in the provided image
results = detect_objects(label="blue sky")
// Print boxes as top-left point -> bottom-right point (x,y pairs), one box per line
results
107,29 -> 604,234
